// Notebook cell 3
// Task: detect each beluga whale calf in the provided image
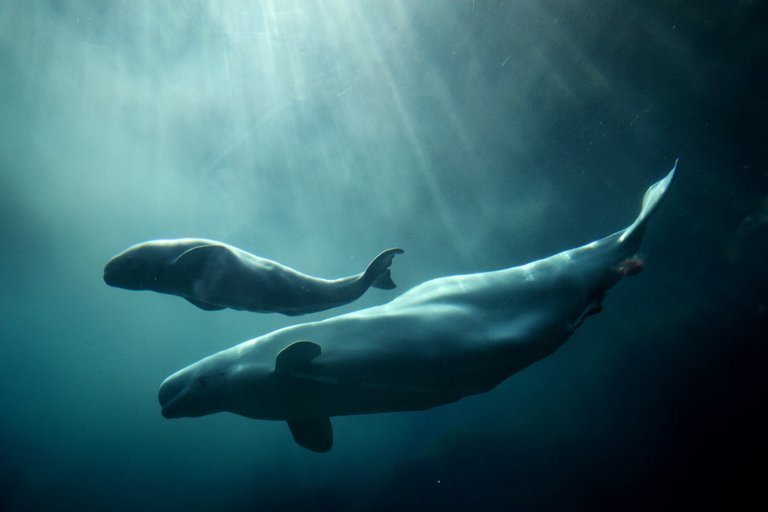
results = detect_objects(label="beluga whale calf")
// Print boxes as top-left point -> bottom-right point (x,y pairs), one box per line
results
158,162 -> 677,452
104,239 -> 403,316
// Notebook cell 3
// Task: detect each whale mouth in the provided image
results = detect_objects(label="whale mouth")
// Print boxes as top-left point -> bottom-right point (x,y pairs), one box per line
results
160,394 -> 187,418
158,374 -> 190,418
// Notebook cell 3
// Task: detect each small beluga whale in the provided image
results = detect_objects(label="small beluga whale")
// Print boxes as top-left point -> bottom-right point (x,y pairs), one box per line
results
158,162 -> 677,452
104,240 -> 403,316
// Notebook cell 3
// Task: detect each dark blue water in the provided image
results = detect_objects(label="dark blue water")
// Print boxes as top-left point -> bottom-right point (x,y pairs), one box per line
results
1,1 -> 765,510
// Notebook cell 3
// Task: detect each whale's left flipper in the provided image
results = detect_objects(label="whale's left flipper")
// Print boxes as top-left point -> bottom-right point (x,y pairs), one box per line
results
275,341 -> 333,452
287,417 -> 333,452
364,248 -> 405,290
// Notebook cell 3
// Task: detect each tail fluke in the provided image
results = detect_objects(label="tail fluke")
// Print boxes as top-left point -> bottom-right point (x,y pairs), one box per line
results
618,159 -> 678,252
364,248 -> 404,290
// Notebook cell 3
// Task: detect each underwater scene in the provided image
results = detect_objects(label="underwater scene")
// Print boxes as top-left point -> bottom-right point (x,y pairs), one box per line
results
1,1 -> 766,511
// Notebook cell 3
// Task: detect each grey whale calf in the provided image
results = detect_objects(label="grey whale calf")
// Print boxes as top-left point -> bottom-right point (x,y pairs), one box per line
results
158,162 -> 677,452
104,240 -> 403,316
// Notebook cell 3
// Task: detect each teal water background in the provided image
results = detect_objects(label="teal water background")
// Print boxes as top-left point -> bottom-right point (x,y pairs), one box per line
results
1,2 -> 765,510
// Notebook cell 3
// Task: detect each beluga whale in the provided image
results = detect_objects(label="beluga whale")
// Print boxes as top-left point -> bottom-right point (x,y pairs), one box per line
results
158,162 -> 677,452
104,239 -> 403,316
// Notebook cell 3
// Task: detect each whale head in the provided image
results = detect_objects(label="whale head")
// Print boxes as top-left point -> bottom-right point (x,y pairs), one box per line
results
103,239 -> 208,291
158,349 -> 275,420
103,244 -> 160,290
158,356 -> 231,419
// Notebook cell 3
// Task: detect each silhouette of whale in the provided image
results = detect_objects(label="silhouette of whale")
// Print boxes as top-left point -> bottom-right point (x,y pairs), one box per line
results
158,162 -> 676,452
104,240 -> 403,316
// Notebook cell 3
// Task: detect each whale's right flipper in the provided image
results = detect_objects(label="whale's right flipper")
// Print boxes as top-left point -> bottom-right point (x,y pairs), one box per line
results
276,341 -> 321,371
364,248 -> 404,290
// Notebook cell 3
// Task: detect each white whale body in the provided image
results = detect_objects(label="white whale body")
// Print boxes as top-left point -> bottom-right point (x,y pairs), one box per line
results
104,240 -> 403,316
158,162 -> 677,452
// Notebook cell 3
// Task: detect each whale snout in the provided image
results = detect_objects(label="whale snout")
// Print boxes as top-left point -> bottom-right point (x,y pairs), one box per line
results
103,256 -> 135,288
103,251 -> 150,290
103,259 -> 121,287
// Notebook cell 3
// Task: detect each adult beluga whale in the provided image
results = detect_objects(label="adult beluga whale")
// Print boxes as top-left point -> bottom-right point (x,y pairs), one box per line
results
158,162 -> 677,452
104,239 -> 403,316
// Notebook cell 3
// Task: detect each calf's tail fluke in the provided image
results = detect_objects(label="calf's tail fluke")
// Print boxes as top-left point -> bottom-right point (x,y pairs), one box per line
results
618,159 -> 678,252
364,248 -> 405,290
